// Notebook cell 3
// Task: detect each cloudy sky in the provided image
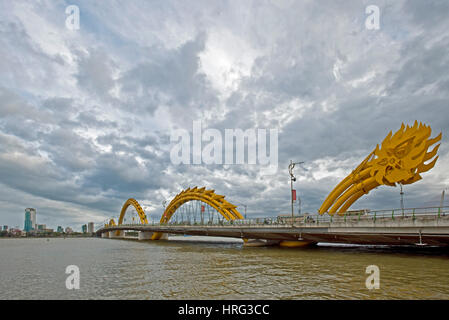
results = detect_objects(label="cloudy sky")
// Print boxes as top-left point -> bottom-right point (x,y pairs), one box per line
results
1,0 -> 448,230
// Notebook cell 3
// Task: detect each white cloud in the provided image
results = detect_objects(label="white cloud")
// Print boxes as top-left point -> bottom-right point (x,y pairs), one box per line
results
199,28 -> 260,95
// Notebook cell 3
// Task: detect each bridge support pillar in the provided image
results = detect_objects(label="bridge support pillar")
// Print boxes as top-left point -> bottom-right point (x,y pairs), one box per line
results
158,233 -> 169,240
101,232 -> 108,238
279,240 -> 316,248
109,230 -> 125,239
243,239 -> 280,247
138,231 -> 153,240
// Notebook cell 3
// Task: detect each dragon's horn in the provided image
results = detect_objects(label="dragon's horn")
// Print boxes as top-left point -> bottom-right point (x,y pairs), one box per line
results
426,132 -> 442,148
424,144 -> 440,162
417,156 -> 439,173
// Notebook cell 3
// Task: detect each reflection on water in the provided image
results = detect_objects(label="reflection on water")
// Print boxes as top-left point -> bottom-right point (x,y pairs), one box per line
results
0,237 -> 448,299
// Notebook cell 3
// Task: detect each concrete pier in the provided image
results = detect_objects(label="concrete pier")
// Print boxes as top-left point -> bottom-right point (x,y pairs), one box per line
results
243,239 -> 280,247
158,233 -> 169,240
109,230 -> 125,239
138,231 -> 153,240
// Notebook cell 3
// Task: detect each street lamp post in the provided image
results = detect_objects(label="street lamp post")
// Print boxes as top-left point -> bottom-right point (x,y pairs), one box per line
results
288,160 -> 304,226
159,200 -> 167,225
441,186 -> 448,209
400,184 -> 405,217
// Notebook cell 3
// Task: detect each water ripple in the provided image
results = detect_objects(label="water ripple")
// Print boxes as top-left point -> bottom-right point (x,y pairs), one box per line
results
1,238 -> 448,299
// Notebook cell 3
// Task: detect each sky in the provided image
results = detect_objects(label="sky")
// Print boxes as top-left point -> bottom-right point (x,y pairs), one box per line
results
0,0 -> 448,230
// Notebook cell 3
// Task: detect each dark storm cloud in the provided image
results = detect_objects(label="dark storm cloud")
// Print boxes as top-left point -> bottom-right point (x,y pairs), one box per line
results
118,32 -> 219,121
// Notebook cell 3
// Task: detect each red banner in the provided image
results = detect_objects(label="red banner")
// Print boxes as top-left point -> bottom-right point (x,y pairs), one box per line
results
292,189 -> 296,201
201,205 -> 205,212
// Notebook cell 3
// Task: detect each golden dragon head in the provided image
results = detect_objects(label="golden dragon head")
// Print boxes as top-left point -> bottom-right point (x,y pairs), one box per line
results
370,121 -> 441,186
319,121 -> 442,215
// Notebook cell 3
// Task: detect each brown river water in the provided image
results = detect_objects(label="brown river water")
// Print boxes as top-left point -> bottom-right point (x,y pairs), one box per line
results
0,237 -> 448,299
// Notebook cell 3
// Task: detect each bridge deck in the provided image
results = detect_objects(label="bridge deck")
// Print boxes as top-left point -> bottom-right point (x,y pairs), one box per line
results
98,212 -> 449,246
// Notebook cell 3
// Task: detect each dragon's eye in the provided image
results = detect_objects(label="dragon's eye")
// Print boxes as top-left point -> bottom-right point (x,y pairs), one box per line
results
394,137 -> 414,159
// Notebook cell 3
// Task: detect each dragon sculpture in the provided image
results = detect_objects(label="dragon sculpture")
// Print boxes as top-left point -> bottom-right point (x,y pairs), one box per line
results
319,121 -> 442,215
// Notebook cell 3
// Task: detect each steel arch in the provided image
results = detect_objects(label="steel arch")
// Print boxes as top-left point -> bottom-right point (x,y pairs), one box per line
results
151,187 -> 243,240
118,198 -> 148,225
107,218 -> 116,227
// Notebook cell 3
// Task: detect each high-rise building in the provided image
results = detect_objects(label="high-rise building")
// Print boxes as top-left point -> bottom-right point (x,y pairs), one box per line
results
88,222 -> 94,234
81,224 -> 87,233
57,226 -> 64,233
24,208 -> 36,232
24,212 -> 31,232
2,225 -> 7,231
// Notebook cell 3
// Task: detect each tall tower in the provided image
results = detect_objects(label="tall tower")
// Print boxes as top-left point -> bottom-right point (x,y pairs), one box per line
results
87,222 -> 94,234
24,208 -> 36,232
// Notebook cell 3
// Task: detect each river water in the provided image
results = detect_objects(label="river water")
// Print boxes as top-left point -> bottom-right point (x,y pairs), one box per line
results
0,237 -> 448,299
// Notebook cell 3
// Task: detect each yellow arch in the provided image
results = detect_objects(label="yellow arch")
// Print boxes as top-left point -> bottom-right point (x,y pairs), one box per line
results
151,187 -> 243,240
106,199 -> 148,236
106,218 -> 116,227
118,198 -> 149,225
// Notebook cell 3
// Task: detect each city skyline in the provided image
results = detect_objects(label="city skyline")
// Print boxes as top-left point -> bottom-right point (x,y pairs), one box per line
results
1,1 -> 449,228
1,207 -> 96,233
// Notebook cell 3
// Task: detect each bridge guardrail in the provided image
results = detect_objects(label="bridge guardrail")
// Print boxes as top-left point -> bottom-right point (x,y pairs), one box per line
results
99,206 -> 449,231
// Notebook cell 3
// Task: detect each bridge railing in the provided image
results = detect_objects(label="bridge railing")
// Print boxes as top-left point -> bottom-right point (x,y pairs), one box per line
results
273,206 -> 449,225
100,206 -> 449,231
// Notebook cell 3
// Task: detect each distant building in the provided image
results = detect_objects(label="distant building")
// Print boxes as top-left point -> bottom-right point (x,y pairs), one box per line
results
65,227 -> 73,234
24,208 -> 36,232
10,228 -> 23,237
57,226 -> 64,233
88,222 -> 94,234
82,224 -> 87,233
36,224 -> 46,231
2,225 -> 7,231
